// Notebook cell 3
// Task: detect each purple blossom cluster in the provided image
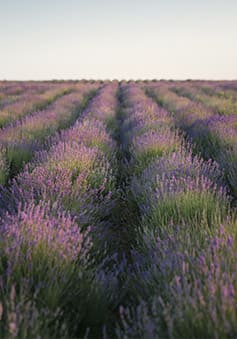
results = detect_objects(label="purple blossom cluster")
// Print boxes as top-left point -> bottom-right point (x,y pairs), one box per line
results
11,140 -> 115,227
189,113 -> 237,198
189,113 -> 237,150
1,201 -> 88,264
131,150 -> 227,218
117,222 -> 237,338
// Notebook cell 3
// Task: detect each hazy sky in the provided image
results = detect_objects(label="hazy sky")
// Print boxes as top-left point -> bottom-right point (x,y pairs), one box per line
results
0,0 -> 236,80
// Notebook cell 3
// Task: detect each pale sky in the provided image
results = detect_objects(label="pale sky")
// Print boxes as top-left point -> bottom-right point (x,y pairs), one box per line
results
0,0 -> 236,80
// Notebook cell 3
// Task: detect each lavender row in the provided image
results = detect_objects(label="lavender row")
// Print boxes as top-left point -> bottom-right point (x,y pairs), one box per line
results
171,81 -> 237,115
0,82 -> 44,106
114,82 -> 237,338
0,84 -> 99,184
0,83 -> 75,128
148,83 -> 237,200
0,81 -> 62,109
184,81 -> 237,101
146,82 -> 213,129
120,82 -> 179,174
121,82 -> 229,231
0,82 -> 119,337
0,81 -> 58,95
3,81 -> 118,255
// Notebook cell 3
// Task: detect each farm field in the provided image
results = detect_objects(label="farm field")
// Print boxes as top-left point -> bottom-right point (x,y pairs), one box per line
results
0,80 -> 237,338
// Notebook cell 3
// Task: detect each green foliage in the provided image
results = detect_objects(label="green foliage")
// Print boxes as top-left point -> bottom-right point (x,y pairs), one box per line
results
144,191 -> 229,231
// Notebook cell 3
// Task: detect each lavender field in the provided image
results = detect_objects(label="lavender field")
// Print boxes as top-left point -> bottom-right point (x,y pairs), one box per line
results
0,79 -> 237,338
